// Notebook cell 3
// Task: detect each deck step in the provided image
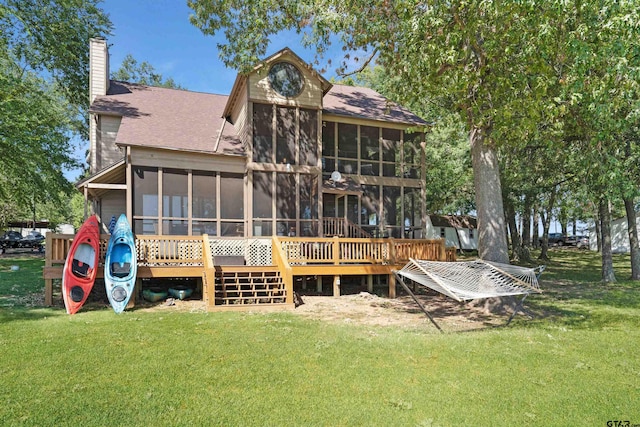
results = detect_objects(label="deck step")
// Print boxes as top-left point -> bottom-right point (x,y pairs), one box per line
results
211,266 -> 286,307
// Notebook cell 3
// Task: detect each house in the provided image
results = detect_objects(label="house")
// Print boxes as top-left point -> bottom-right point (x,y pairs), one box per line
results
424,215 -> 478,251
79,38 -> 429,239
43,39 -> 461,310
588,213 -> 639,253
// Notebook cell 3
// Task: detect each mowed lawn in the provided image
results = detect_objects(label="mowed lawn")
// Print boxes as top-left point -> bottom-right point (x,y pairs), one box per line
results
0,251 -> 638,426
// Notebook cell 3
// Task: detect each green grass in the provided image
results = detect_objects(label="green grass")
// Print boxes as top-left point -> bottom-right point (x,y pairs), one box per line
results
1,251 -> 639,426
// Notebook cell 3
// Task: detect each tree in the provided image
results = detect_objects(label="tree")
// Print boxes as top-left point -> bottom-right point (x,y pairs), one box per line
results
0,0 -> 111,224
112,54 -> 185,89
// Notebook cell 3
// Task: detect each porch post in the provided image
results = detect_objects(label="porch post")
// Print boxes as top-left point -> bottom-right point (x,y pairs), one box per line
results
388,273 -> 396,298
333,275 -> 340,297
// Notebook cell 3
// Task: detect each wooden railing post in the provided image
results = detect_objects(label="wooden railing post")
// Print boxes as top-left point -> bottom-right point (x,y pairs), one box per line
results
333,236 -> 340,265
202,234 -> 216,305
272,237 -> 294,306
388,238 -> 396,264
44,232 -> 53,306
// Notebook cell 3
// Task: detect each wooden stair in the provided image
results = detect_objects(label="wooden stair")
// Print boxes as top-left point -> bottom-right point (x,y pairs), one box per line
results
204,265 -> 289,310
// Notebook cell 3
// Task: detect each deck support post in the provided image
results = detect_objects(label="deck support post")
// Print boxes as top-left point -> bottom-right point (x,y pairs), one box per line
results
333,275 -> 340,297
316,276 -> 322,293
302,276 -> 307,290
367,275 -> 373,293
388,273 -> 396,298
44,232 -> 53,306
127,278 -> 140,308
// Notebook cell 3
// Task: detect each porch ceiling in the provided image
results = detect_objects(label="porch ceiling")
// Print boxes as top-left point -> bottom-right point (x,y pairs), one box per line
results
76,160 -> 126,198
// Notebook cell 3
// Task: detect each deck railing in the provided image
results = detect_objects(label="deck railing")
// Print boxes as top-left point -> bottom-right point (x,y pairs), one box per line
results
322,217 -> 371,238
275,237 -> 453,266
44,233 -> 455,306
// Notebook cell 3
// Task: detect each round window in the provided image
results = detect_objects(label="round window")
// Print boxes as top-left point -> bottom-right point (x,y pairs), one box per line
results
268,62 -> 304,98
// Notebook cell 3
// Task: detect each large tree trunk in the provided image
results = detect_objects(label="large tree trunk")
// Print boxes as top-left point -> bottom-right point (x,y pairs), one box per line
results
599,198 -> 616,283
624,196 -> 640,280
470,127 -> 509,264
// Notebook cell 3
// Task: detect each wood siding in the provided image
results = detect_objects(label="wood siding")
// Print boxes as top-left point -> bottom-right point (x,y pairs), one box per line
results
99,191 -> 126,233
97,115 -> 123,171
231,82 -> 249,149
89,38 -> 109,102
248,53 -> 323,109
130,146 -> 246,173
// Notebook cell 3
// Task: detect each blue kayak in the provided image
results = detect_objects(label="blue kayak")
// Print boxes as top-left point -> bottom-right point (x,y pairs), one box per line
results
105,214 -> 137,313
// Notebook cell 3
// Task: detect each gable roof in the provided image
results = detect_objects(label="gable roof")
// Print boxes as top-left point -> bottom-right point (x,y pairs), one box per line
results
90,81 -> 243,156
223,47 -> 333,119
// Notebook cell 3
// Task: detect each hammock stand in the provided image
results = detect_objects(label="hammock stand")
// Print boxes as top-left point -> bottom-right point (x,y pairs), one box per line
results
394,258 -> 545,332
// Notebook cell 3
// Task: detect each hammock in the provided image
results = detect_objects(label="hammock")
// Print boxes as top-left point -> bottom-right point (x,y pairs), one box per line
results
397,258 -> 542,302
394,258 -> 544,331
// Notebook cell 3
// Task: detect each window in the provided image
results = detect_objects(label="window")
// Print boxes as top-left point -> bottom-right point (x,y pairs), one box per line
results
337,123 -> 357,159
220,173 -> 244,237
440,228 -> 446,238
133,167 -> 158,234
469,229 -> 475,239
253,104 -> 273,163
383,186 -> 402,237
132,168 -> 245,237
322,121 -> 335,157
192,172 -> 217,235
276,106 -> 296,165
403,132 -> 422,178
360,126 -> 379,176
162,170 -> 188,235
268,62 -> 304,98
299,109 -> 318,166
220,173 -> 244,219
382,129 -> 401,177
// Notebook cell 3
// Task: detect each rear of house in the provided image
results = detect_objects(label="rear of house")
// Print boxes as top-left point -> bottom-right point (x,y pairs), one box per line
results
79,38 -> 430,239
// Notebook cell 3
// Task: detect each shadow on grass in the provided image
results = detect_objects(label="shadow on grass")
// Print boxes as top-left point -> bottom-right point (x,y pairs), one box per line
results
0,307 -> 63,323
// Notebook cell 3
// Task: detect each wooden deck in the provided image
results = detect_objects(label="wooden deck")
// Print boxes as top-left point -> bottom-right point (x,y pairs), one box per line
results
44,233 -> 456,311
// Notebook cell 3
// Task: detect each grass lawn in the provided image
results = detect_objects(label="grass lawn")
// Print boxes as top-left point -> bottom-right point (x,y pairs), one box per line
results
1,251 -> 639,426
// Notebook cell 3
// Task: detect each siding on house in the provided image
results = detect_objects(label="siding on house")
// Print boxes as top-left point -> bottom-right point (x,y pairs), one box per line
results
130,146 -> 245,173
97,115 -> 123,171
247,52 -> 324,109
99,191 -> 126,233
89,38 -> 109,102
589,213 -> 640,253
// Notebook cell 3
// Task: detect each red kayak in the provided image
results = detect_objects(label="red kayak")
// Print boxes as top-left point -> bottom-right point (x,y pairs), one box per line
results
62,215 -> 101,314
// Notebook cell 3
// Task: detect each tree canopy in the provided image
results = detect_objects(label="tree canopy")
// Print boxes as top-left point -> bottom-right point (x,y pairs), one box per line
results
112,54 -> 185,89
0,0 -> 111,228
189,0 -> 640,271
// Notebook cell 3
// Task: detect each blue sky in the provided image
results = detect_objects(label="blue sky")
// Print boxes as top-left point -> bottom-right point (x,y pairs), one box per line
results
101,0 -> 343,94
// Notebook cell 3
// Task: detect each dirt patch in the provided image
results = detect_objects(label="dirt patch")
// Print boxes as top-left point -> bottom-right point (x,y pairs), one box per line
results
136,290 -> 510,332
45,281 -> 519,331
292,291 -> 507,331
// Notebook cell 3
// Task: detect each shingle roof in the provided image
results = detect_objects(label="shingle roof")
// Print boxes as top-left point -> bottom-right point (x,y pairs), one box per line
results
90,81 -> 242,155
323,84 -> 428,126
89,80 -> 427,155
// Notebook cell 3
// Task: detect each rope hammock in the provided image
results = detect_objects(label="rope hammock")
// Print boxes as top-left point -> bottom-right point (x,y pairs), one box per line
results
394,258 -> 544,331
